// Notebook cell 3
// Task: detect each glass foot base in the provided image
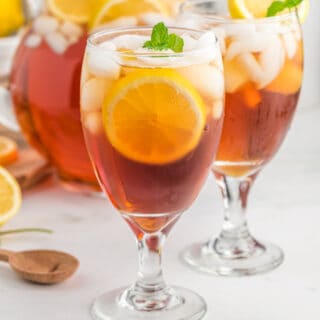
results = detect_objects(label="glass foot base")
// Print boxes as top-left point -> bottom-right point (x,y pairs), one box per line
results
91,286 -> 207,320
182,242 -> 284,277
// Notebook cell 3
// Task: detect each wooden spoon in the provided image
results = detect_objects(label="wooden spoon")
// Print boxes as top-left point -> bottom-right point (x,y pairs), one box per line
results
0,249 -> 79,284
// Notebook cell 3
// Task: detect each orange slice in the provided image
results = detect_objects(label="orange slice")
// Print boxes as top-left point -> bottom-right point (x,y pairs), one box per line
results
0,166 -> 21,226
47,0 -> 92,24
103,69 -> 206,165
90,0 -> 168,29
0,136 -> 18,166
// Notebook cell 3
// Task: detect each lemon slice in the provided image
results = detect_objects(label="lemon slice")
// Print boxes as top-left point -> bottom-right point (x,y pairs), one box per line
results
90,0 -> 168,29
228,0 -> 310,23
0,136 -> 19,166
0,0 -> 25,36
103,69 -> 206,165
0,166 -> 21,226
47,0 -> 92,24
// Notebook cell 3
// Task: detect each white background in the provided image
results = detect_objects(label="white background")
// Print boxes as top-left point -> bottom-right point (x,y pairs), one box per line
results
300,0 -> 320,107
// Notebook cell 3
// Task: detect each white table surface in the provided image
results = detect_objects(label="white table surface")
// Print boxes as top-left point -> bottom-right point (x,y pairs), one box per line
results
0,102 -> 319,320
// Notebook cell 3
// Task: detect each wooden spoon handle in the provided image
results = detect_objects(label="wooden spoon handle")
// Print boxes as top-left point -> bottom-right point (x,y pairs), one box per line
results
0,249 -> 13,262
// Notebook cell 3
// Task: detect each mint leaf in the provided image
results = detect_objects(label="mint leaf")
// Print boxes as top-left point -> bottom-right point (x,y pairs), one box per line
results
151,22 -> 168,45
143,22 -> 184,53
267,0 -> 304,17
286,0 -> 303,8
267,1 -> 287,16
143,40 -> 154,50
168,34 -> 184,53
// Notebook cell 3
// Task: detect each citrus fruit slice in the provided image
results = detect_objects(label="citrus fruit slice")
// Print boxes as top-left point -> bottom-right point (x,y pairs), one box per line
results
90,0 -> 168,29
0,166 -> 21,226
228,0 -> 310,23
103,69 -> 207,165
0,0 -> 25,36
0,136 -> 19,166
47,0 -> 92,24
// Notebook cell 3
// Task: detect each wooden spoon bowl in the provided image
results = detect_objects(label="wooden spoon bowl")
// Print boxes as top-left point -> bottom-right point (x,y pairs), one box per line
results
0,249 -> 79,284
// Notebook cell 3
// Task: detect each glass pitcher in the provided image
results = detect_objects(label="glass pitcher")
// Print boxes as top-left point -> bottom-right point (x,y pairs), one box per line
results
9,0 -> 179,194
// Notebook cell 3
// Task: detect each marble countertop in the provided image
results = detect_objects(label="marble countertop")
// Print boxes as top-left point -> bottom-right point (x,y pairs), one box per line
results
0,103 -> 319,320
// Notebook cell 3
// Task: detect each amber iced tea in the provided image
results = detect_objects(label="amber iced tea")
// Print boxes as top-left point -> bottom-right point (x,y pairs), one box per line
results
212,20 -> 303,177
81,29 -> 224,233
10,11 -> 98,190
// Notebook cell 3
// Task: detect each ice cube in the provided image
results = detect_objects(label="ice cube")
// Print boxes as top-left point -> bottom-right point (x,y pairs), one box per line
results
197,32 -> 216,49
68,35 -> 80,45
281,32 -> 297,59
178,64 -> 224,99
84,112 -> 104,135
225,33 -> 267,61
88,50 -> 120,79
137,50 -> 177,67
224,58 -> 249,93
211,27 -> 226,55
225,23 -> 255,37
33,15 -> 59,36
256,23 -> 281,34
25,34 -> 42,48
99,41 -> 117,51
212,100 -> 224,120
237,53 -> 264,84
60,21 -> 83,40
45,31 -> 69,54
139,13 -> 174,26
175,16 -> 202,30
81,78 -> 108,112
112,35 -> 149,50
181,34 -> 197,51
258,35 -> 285,88
291,23 -> 302,41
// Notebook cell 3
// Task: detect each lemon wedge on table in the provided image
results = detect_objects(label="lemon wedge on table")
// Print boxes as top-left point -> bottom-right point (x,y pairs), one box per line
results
0,0 -> 25,37
102,69 -> 206,165
90,0 -> 168,29
47,0 -> 93,24
228,0 -> 310,23
0,166 -> 21,226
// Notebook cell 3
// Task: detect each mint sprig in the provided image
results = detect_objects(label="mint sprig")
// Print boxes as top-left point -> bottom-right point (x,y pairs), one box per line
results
143,22 -> 184,53
267,0 -> 303,17
0,228 -> 53,236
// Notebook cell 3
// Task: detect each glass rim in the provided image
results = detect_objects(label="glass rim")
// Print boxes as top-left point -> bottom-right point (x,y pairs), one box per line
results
180,0 -> 300,24
87,26 -> 219,58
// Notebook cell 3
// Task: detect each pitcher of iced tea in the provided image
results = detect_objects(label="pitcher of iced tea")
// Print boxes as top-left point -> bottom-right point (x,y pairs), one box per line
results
10,0 -> 176,193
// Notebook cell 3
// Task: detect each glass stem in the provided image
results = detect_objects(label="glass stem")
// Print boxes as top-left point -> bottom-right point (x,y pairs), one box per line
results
209,172 -> 262,258
135,233 -> 166,294
120,232 -> 181,311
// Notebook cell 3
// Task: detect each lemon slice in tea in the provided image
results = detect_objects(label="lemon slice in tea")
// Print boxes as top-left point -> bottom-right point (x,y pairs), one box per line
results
47,0 -> 92,24
102,69 -> 206,165
228,0 -> 310,22
90,0 -> 168,29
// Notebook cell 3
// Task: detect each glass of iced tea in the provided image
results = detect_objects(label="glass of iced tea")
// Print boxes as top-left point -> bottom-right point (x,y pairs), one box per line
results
181,0 -> 303,276
81,25 -> 224,319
